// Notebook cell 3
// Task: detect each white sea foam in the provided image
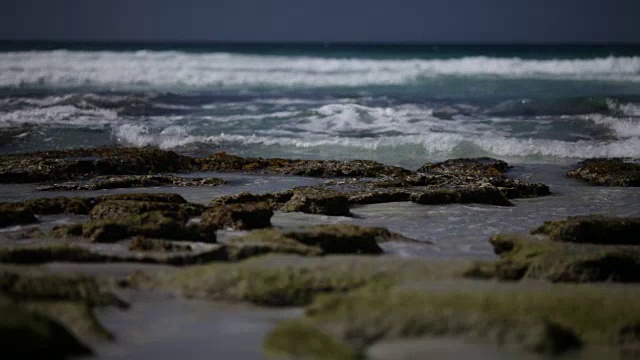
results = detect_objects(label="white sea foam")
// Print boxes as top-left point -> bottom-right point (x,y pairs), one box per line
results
113,122 -> 640,160
1,51 -> 640,89
0,105 -> 119,127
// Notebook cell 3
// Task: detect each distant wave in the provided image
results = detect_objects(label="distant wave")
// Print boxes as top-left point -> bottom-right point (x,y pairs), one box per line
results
1,50 -> 640,89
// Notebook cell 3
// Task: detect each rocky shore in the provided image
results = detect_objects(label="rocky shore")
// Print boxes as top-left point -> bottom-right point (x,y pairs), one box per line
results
0,147 -> 639,359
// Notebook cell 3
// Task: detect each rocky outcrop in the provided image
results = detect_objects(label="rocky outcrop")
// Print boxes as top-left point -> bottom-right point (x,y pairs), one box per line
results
531,215 -> 640,245
201,202 -> 274,230
280,187 -> 351,216
567,158 -> 640,187
37,174 -> 226,191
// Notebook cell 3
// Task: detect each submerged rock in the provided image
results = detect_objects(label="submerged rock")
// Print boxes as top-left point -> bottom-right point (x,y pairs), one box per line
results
0,204 -> 38,228
281,187 -> 352,216
531,215 -> 640,245
37,174 -> 226,191
567,158 -> 640,187
0,147 -> 195,183
201,202 -> 273,230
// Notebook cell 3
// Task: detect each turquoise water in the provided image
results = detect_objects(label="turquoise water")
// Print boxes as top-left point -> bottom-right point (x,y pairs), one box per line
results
0,43 -> 639,166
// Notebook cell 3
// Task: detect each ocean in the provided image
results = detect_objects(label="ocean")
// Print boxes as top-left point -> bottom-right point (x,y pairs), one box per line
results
1,42 -> 639,168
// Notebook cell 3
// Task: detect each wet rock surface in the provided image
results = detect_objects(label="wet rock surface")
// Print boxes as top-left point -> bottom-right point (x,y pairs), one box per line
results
202,201 -> 274,230
567,158 -> 640,187
229,224 -> 386,256
531,215 -> 640,245
37,174 -> 226,191
280,187 -> 352,216
0,147 -> 195,183
196,152 -> 413,178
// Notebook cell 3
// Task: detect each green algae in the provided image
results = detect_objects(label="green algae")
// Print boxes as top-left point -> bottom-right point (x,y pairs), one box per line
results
264,320 -> 358,360
531,215 -> 640,245
468,234 -> 640,282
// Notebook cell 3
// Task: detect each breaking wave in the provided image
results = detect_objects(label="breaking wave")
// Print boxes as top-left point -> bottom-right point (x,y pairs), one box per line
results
1,51 -> 640,89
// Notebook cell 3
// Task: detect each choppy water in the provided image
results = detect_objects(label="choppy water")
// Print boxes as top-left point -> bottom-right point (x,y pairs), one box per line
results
0,43 -> 639,166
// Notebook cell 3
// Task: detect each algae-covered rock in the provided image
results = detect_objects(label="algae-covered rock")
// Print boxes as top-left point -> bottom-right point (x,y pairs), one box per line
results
128,236 -> 193,252
1,196 -> 96,216
0,147 -> 195,183
196,152 -> 412,178
348,189 -> 411,205
567,158 -> 640,187
264,320 -> 357,360
531,215 -> 640,245
232,224 -> 384,255
209,191 -> 294,208
281,187 -> 351,216
89,200 -> 204,220
82,210 -> 214,243
410,186 -> 513,206
0,244 -> 106,264
0,300 -> 93,359
201,202 -> 273,230
417,157 -> 510,177
37,174 -> 226,191
0,204 -> 37,228
97,192 -> 188,204
468,233 -> 640,282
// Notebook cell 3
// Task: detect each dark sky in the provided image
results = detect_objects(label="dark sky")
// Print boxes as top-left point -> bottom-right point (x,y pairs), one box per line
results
1,0 -> 639,43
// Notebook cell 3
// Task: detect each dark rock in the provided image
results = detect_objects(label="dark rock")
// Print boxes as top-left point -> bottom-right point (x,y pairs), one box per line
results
196,152 -> 412,178
82,210 -> 215,243
0,300 -> 93,359
281,187 -> 351,216
37,174 -> 226,191
567,158 -> 640,187
201,202 -> 274,230
231,224 -> 384,255
410,186 -> 513,206
348,190 -> 412,205
89,200 -> 202,220
210,190 -> 293,208
0,204 -> 37,228
0,147 -> 195,183
531,215 -> 640,245
97,193 -> 188,204
128,237 -> 193,252
417,157 -> 510,177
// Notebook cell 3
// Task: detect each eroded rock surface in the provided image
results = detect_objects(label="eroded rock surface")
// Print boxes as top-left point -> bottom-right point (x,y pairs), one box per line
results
567,158 -> 640,187
201,202 -> 274,230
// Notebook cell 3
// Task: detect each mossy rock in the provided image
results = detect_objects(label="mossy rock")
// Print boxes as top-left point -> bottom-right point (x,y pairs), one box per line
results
467,233 -> 640,282
281,187 -> 351,216
128,255 -> 429,306
0,300 -> 93,359
299,283 -> 640,356
201,202 -> 274,230
82,210 -> 214,243
264,320 -> 357,360
0,204 -> 37,228
531,215 -> 640,245
231,224 -> 385,255
567,158 -> 640,187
